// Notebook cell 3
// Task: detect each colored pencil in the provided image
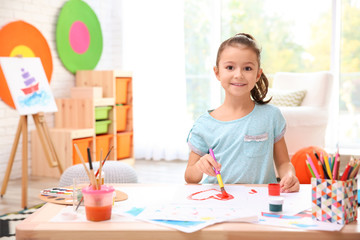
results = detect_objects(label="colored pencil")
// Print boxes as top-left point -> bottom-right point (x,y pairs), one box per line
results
317,160 -> 324,179
328,155 -> 332,172
333,158 -> 340,180
320,152 -> 330,179
350,159 -> 360,178
305,160 -> 316,178
323,153 -> 333,180
332,151 -> 340,180
313,150 -> 320,162
306,154 -> 320,179
349,161 -> 359,179
346,160 -> 355,180
340,163 -> 351,181
318,152 -> 329,179
209,149 -> 228,197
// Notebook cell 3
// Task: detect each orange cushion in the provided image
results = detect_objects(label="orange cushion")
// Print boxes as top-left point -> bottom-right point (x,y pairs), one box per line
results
291,146 -> 327,184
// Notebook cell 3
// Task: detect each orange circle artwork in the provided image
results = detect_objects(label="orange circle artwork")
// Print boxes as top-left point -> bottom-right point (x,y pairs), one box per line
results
0,20 -> 53,109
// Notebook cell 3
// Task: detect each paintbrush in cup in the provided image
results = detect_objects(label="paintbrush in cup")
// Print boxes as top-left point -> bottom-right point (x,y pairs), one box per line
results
87,147 -> 97,190
75,146 -> 113,211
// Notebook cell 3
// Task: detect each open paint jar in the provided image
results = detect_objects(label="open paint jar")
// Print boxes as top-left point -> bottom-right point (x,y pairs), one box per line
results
268,183 -> 280,196
82,185 -> 114,221
269,196 -> 284,212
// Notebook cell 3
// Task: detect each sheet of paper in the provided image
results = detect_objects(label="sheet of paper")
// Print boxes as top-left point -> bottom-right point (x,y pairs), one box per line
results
167,184 -> 311,216
258,210 -> 344,231
0,57 -> 57,115
50,184 -> 318,233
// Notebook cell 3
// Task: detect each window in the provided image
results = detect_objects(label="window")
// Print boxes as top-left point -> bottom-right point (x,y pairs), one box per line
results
184,0 -> 220,121
339,0 -> 360,151
184,0 -> 360,153
221,0 -> 332,74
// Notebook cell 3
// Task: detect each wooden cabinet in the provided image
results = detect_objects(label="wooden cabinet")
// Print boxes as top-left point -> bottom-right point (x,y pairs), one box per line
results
31,128 -> 94,178
54,97 -> 116,161
76,70 -> 134,163
31,70 -> 134,178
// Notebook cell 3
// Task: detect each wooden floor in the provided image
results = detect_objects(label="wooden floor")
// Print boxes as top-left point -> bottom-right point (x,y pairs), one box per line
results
0,159 -> 188,214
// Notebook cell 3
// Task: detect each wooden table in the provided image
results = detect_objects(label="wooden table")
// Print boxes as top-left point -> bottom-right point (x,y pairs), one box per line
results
16,184 -> 360,240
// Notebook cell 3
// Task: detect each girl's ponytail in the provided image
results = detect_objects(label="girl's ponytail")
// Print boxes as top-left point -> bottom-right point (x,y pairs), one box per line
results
251,72 -> 271,104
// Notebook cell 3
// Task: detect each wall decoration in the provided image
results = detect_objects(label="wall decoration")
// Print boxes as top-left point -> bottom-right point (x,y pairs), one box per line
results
0,57 -> 57,115
0,20 -> 53,109
56,0 -> 103,73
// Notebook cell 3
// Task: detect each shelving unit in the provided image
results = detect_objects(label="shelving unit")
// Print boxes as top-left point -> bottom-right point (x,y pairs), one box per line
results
31,128 -> 94,178
54,97 -> 116,161
76,70 -> 134,165
31,70 -> 134,178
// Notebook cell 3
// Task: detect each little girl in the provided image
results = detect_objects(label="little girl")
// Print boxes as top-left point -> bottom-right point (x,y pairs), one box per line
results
185,33 -> 299,193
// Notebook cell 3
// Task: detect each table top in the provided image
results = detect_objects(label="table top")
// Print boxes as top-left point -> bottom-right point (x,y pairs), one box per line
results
16,184 -> 360,240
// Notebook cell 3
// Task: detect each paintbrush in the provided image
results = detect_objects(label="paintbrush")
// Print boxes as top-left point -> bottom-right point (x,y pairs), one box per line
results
73,143 -> 92,181
98,149 -> 103,187
209,148 -> 229,197
94,146 -> 113,177
87,147 -> 97,190
75,146 -> 113,211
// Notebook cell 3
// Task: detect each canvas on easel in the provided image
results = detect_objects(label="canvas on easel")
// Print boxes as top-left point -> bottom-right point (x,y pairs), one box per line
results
0,57 -> 57,115
0,57 -> 63,209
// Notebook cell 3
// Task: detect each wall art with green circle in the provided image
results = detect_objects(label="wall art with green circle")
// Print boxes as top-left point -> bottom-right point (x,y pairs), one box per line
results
56,0 -> 103,73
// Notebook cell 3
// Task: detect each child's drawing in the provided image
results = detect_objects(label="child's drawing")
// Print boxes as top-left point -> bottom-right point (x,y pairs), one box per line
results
0,57 -> 57,115
187,189 -> 234,201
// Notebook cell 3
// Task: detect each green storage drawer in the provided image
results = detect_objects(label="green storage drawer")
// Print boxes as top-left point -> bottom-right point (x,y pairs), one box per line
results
95,106 -> 112,120
95,120 -> 111,134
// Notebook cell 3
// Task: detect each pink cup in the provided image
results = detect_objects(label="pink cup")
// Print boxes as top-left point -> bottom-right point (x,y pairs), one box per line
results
82,185 -> 114,221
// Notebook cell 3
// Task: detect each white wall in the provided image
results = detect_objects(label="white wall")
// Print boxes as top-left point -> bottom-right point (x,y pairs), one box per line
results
0,0 -> 122,180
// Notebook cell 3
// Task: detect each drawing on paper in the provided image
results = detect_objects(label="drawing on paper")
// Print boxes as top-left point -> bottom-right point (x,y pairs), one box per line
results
187,189 -> 234,201
249,189 -> 258,194
18,67 -> 53,108
0,57 -> 57,115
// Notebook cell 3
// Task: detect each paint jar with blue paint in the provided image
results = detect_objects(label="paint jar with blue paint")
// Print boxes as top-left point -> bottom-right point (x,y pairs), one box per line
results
269,196 -> 284,212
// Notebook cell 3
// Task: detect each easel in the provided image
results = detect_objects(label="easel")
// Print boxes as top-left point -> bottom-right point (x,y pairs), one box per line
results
0,112 -> 63,209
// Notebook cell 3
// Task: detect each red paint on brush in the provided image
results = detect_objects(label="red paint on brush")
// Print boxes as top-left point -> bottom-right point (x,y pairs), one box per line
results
187,189 -> 234,201
221,189 -> 229,197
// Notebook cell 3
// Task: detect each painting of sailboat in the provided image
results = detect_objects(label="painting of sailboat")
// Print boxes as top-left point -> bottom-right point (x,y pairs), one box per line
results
21,82 -> 39,94
0,57 -> 57,115
21,68 -> 39,95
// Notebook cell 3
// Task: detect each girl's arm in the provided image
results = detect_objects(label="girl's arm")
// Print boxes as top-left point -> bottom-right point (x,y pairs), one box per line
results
185,151 -> 221,184
273,137 -> 300,192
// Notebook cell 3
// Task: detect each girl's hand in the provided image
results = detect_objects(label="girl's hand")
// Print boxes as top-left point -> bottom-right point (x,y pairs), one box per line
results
195,154 -> 221,177
279,172 -> 300,193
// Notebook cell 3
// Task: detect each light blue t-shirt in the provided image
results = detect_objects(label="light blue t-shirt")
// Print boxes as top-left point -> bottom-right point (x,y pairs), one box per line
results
187,104 -> 286,184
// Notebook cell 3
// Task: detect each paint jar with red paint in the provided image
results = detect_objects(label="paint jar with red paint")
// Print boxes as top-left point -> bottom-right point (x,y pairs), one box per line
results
268,183 -> 280,196
82,185 -> 114,221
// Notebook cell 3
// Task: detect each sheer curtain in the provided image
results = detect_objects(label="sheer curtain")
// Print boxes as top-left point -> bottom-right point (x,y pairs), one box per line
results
121,0 -> 190,161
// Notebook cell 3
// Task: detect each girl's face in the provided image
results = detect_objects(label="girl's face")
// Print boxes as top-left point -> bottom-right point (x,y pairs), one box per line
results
214,45 -> 262,99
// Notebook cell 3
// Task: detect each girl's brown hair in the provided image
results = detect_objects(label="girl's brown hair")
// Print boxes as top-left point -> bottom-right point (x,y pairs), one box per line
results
215,33 -> 270,104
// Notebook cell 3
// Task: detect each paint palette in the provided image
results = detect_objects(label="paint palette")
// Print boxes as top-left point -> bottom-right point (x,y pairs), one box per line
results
40,187 -> 73,198
39,187 -> 128,205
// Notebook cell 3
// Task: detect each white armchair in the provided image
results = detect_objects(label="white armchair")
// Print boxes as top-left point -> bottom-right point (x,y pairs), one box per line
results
271,71 -> 333,157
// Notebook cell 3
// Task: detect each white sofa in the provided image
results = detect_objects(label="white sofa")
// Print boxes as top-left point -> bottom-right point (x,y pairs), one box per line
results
271,71 -> 333,157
